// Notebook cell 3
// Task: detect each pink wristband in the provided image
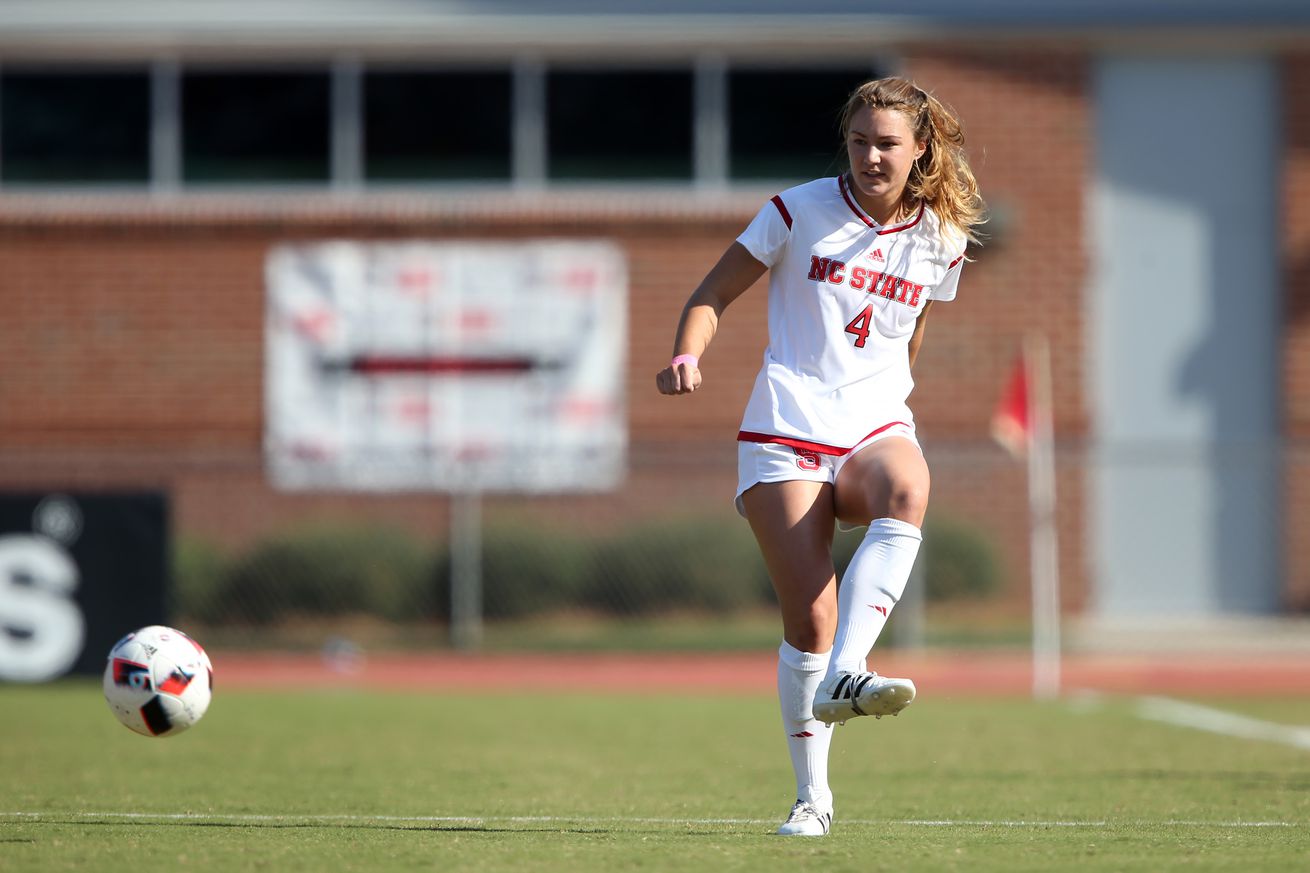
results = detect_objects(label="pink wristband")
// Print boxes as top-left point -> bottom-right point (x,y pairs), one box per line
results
670,354 -> 699,369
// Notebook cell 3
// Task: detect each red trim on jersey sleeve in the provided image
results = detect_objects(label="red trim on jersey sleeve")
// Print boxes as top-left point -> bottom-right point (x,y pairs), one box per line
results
769,195 -> 793,229
737,420 -> 911,457
948,254 -> 965,269
837,175 -> 925,235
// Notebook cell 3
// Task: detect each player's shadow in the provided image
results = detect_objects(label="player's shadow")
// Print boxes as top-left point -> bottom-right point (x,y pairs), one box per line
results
22,818 -> 717,837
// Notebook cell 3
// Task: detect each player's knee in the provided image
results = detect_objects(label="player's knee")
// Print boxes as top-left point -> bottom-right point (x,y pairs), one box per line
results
887,474 -> 929,524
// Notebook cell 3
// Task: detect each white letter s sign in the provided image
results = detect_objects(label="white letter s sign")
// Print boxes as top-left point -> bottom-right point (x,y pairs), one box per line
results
0,534 -> 86,682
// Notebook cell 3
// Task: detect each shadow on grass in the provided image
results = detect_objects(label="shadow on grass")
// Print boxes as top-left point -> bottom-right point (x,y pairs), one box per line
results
21,818 -> 726,837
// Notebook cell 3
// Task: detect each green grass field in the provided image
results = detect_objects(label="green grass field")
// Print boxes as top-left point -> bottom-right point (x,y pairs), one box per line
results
2,681 -> 1307,872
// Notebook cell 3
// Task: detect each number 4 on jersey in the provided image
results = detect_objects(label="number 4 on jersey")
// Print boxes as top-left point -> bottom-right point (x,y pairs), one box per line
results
845,305 -> 873,348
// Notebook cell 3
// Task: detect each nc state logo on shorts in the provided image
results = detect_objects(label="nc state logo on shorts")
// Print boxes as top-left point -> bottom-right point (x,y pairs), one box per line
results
793,448 -> 821,471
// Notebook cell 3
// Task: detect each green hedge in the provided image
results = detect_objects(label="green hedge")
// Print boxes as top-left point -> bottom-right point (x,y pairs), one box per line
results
173,513 -> 998,626
182,525 -> 437,626
584,517 -> 773,615
831,514 -> 1001,601
472,525 -> 591,620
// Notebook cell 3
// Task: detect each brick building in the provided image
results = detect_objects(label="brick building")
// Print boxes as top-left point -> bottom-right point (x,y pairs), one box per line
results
1,1 -> 1308,619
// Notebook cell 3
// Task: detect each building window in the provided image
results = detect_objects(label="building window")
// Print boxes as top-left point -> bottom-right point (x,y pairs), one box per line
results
182,72 -> 330,183
1,71 -> 150,183
547,70 -> 693,180
0,62 -> 888,189
728,69 -> 876,180
364,71 -> 512,182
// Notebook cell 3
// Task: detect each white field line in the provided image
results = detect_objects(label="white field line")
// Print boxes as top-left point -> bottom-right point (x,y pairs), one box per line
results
1135,695 -> 1310,751
0,811 -> 1298,829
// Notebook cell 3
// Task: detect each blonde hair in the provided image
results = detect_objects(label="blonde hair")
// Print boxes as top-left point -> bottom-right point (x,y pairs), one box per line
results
839,77 -> 985,245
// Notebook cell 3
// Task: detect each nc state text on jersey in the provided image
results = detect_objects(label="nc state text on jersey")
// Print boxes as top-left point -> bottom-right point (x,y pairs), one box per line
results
807,255 -> 924,308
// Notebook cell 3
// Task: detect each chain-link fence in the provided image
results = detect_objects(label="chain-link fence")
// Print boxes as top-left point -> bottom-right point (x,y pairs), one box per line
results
171,499 -> 1004,653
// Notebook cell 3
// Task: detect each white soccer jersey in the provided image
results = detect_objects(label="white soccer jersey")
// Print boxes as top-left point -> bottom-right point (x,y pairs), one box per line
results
734,175 -> 967,454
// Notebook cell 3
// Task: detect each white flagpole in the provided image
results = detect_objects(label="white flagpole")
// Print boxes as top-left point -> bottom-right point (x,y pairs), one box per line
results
1027,332 -> 1062,699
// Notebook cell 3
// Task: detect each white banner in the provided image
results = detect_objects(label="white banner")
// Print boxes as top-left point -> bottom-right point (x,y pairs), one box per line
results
265,240 -> 627,493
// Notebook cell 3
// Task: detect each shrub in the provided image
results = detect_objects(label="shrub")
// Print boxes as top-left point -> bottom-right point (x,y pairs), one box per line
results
921,516 -> 1001,600
585,516 -> 773,615
459,525 -> 592,620
179,511 -> 970,629
171,537 -> 231,624
831,515 -> 1000,602
210,525 -> 437,625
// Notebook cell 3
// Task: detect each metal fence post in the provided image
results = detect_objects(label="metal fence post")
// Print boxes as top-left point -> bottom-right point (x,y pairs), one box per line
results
450,490 -> 483,650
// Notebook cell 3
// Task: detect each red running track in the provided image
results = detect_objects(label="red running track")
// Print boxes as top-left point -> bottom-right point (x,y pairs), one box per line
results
212,650 -> 1310,696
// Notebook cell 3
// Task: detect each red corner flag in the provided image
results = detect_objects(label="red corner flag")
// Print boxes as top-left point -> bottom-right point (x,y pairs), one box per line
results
992,336 -> 1060,700
991,352 -> 1030,458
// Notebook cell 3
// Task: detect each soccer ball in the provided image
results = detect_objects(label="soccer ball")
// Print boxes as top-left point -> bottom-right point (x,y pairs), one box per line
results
103,626 -> 213,737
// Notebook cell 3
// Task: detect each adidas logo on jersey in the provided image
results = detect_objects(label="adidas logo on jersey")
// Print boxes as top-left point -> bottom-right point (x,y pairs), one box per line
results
867,249 -> 885,263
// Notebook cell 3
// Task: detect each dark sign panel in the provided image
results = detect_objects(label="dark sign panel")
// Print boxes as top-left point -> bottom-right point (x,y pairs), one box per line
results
0,493 -> 167,681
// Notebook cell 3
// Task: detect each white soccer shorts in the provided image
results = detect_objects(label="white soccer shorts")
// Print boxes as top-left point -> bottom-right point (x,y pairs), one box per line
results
734,422 -> 921,518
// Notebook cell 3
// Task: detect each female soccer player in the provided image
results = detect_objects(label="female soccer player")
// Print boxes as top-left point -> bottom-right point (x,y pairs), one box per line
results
656,77 -> 984,836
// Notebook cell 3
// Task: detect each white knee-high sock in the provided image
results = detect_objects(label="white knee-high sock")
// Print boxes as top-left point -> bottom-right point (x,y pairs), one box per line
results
777,641 -> 833,808
827,518 -> 923,677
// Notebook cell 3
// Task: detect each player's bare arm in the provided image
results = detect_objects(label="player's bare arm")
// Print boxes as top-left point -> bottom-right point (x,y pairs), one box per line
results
907,300 -> 934,369
656,242 -> 766,396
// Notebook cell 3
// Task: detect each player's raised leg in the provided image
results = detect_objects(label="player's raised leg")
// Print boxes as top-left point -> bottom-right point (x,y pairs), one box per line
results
741,478 -> 838,836
814,437 -> 927,724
